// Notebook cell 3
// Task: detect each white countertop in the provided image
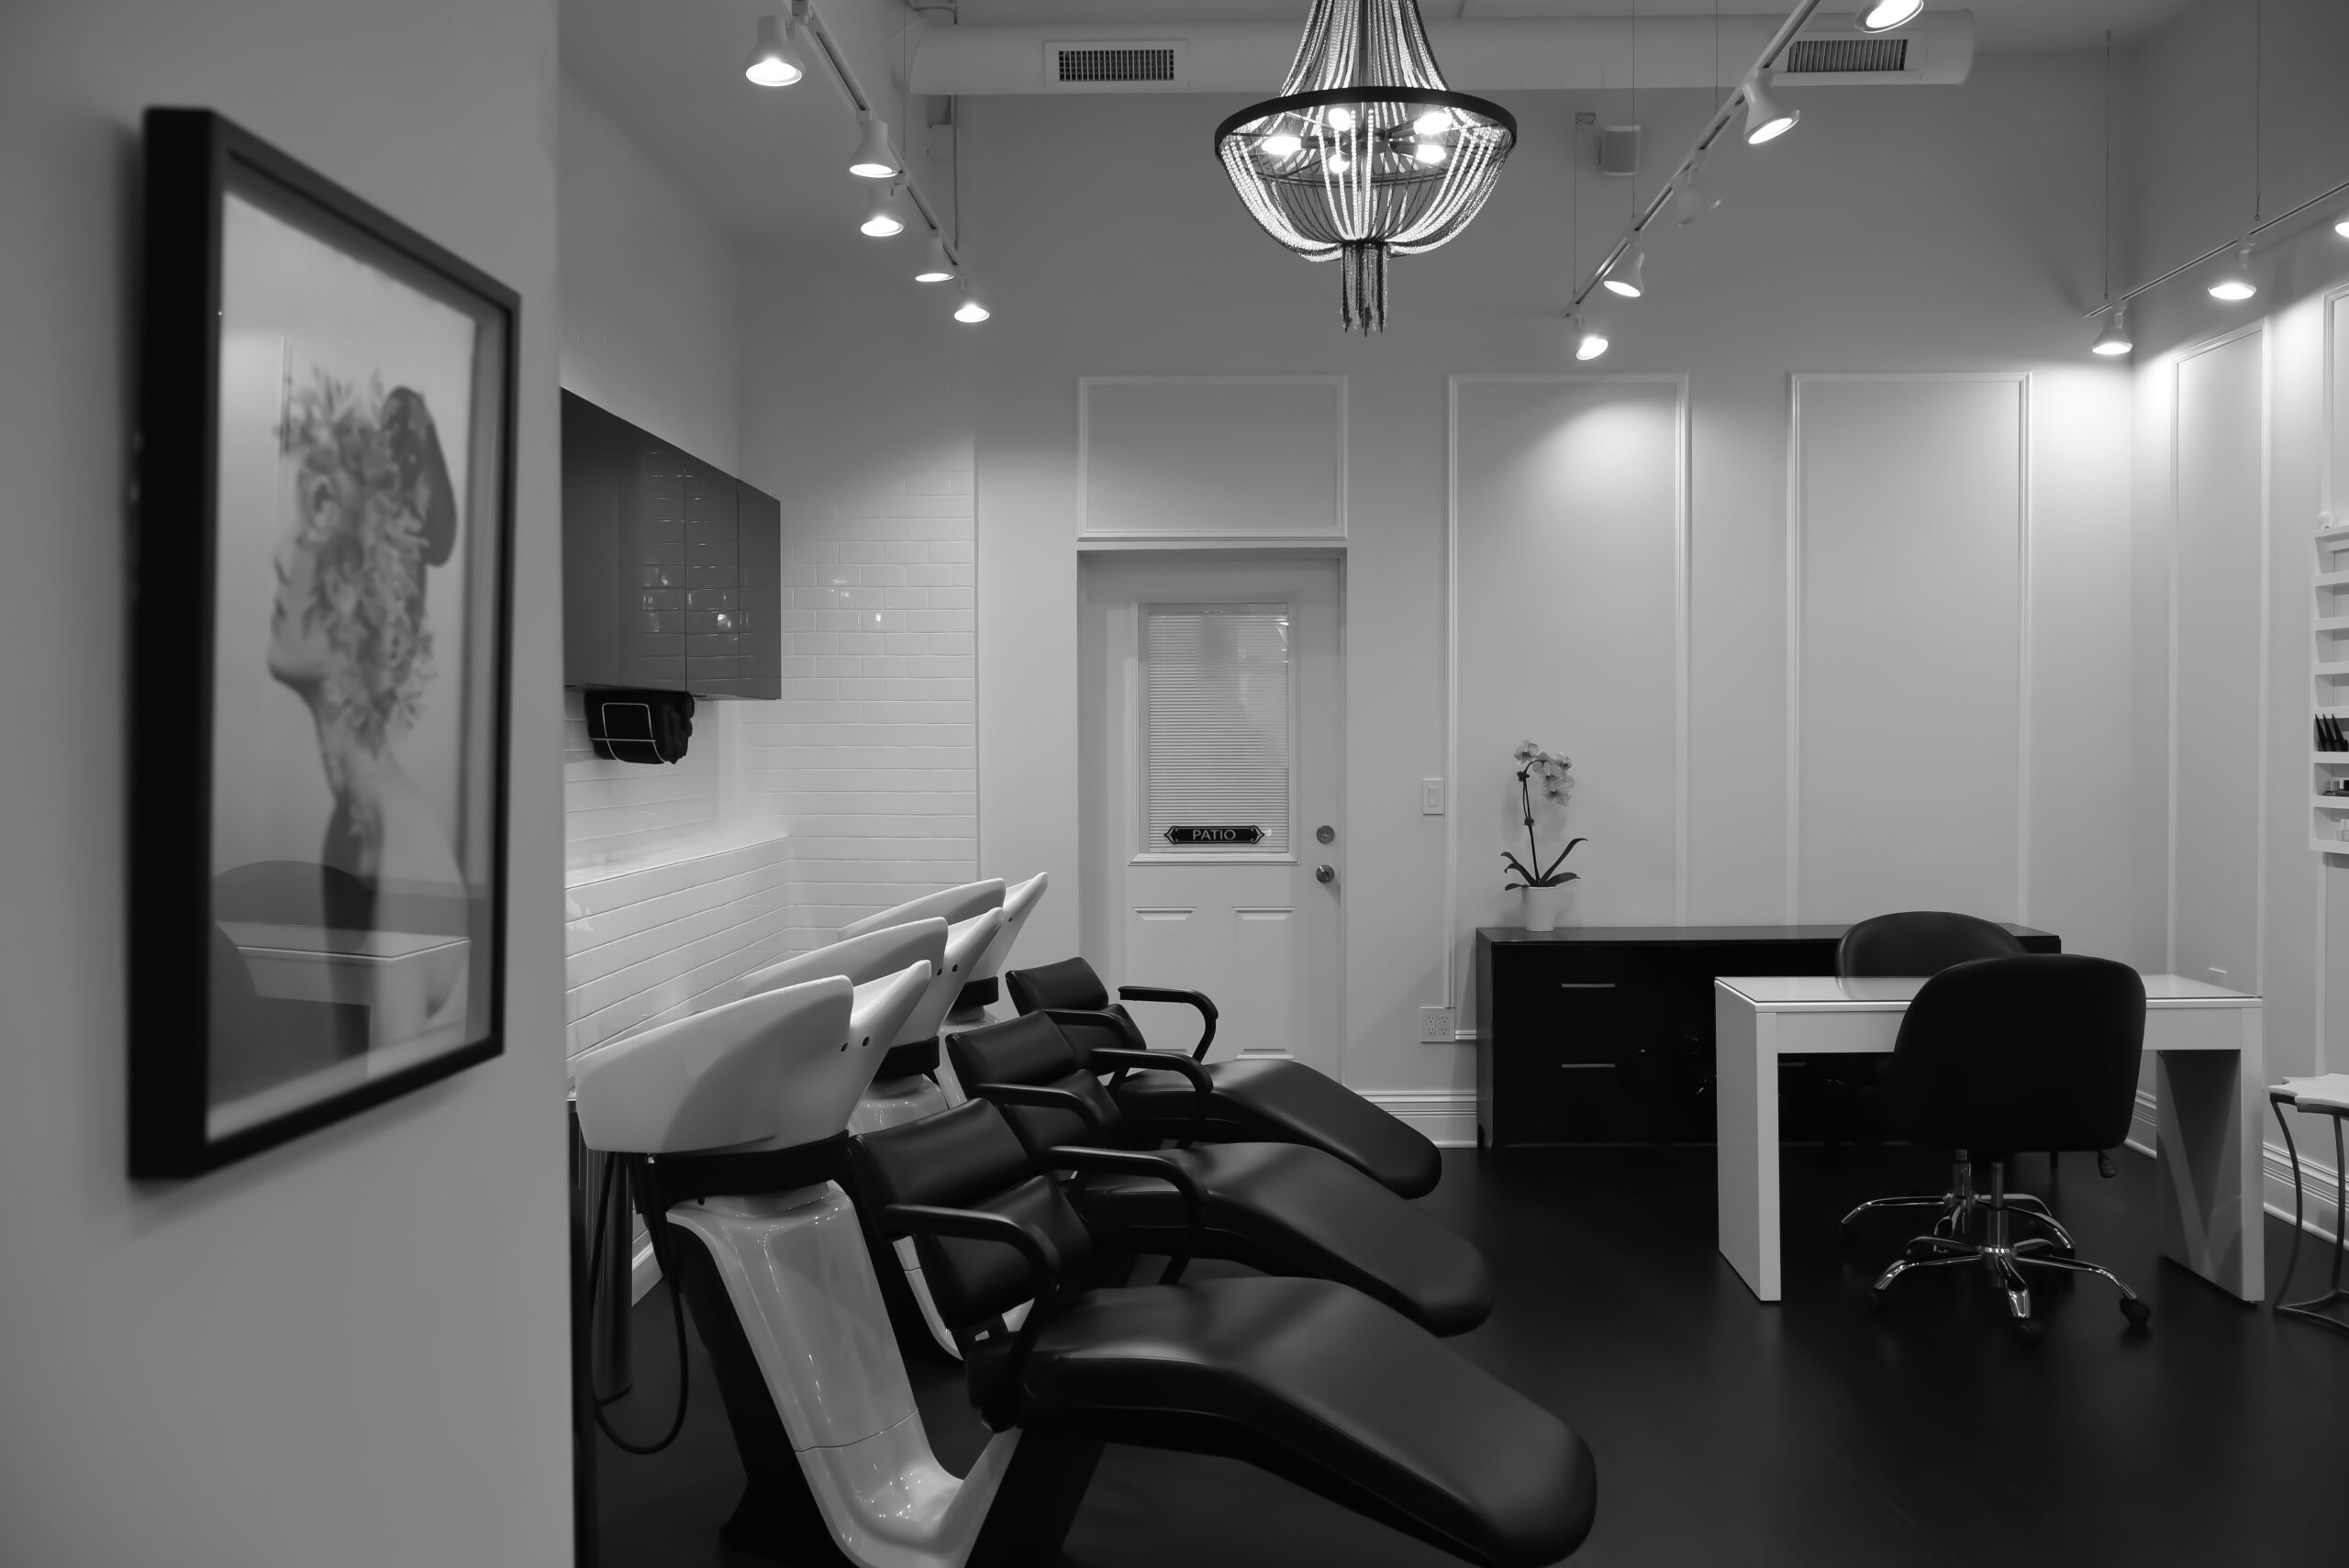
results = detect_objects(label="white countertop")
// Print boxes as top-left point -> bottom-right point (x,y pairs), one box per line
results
1716,973 -> 2258,1010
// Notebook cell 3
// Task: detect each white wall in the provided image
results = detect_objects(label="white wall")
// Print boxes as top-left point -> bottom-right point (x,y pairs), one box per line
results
967,55 -> 2138,1127
736,251 -> 982,948
2120,0 -> 2349,1235
0,2 -> 572,1562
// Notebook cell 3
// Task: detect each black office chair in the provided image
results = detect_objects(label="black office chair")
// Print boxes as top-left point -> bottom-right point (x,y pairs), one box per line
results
945,1012 -> 1494,1334
1867,954 -> 2152,1329
1006,956 -> 1442,1197
852,1098 -> 1599,1566
1832,911 -> 2073,1250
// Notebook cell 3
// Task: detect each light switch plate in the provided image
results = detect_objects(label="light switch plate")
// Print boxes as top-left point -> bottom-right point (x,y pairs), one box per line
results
1419,1006 -> 1456,1042
1420,777 -> 1444,815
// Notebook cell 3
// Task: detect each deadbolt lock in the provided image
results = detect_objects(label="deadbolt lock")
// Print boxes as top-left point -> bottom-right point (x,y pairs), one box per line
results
1316,825 -> 1335,844
1315,863 -> 1336,884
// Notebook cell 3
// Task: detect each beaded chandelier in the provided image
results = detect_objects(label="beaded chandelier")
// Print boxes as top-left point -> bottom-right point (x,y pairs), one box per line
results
1215,0 -> 1516,332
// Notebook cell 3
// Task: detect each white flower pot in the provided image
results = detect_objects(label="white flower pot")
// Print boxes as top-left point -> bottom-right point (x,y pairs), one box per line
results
1521,883 -> 1573,932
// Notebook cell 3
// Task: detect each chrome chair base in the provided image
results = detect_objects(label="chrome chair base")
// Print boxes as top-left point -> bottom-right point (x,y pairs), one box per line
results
1867,1162 -> 2148,1330
1841,1154 -> 2076,1253
2269,1093 -> 2349,1338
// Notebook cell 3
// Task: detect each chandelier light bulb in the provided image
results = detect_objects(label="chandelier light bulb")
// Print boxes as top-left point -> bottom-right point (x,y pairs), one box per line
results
1327,106 -> 1355,132
2334,215 -> 2349,239
860,184 -> 907,239
953,285 -> 990,324
1415,140 -> 1447,165
2090,303 -> 2133,356
1328,152 -> 1353,173
1413,111 -> 1450,137
848,112 -> 900,179
1856,0 -> 1924,30
2207,243 -> 2257,301
1742,78 -> 1799,144
1263,132 -> 1304,158
914,235 -> 956,284
1600,245 -> 1647,298
743,15 -> 806,86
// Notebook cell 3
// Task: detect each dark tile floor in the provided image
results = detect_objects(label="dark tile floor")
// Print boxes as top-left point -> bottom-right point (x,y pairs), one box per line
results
589,1143 -> 2348,1567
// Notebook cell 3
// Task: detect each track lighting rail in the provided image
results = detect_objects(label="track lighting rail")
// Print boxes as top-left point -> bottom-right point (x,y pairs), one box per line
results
792,0 -> 961,267
1567,0 -> 1827,314
2077,171 -> 2349,321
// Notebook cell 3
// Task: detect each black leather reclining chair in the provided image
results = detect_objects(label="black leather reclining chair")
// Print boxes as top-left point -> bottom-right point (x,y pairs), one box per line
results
852,1098 -> 1598,1567
1006,956 -> 1442,1198
945,1011 -> 1493,1335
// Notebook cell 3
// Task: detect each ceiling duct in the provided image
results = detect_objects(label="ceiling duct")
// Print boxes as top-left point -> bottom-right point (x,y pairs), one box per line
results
912,12 -> 1973,95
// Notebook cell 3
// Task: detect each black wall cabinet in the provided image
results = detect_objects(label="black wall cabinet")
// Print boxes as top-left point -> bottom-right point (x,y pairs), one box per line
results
562,391 -> 781,700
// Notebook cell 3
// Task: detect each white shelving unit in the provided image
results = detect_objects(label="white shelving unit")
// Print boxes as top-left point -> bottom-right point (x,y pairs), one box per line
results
2315,517 -> 2349,852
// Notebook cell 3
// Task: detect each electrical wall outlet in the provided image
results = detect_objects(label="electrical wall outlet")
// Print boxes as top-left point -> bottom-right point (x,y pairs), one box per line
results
1420,777 -> 1445,815
1419,1006 -> 1457,1042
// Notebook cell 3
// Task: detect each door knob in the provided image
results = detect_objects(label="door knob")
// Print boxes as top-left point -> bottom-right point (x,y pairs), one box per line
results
1316,825 -> 1335,844
1315,863 -> 1336,884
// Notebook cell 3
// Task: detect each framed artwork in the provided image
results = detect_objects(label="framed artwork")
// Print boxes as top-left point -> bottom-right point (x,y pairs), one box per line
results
129,109 -> 517,1177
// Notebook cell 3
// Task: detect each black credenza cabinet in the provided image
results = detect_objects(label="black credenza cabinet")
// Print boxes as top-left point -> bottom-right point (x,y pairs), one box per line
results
562,390 -> 782,700
1473,923 -> 2060,1148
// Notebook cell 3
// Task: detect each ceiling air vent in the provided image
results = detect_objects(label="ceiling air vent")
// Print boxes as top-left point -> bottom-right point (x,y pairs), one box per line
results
1044,40 -> 1188,92
1776,35 -> 1915,83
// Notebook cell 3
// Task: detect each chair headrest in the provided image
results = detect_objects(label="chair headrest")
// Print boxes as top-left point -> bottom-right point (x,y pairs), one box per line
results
1005,955 -> 1109,1014
841,879 -> 1006,941
946,1011 -> 1082,1087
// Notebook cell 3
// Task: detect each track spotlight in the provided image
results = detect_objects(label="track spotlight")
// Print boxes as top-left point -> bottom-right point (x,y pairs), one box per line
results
1567,312 -> 1609,361
743,15 -> 806,86
914,235 -> 957,284
860,183 -> 907,239
1855,0 -> 1924,31
953,284 -> 991,324
1671,161 -> 1721,225
2207,243 -> 2256,301
849,112 -> 900,179
2090,303 -> 2132,356
1742,77 -> 1798,145
1600,245 -> 1646,298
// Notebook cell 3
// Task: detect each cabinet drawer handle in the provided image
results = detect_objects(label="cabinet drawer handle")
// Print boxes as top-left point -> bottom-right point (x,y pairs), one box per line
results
1556,982 -> 1617,989
1558,1062 -> 1613,1070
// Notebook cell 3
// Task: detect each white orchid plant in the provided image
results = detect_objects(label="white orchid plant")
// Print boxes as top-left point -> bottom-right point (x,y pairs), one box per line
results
1503,740 -> 1586,890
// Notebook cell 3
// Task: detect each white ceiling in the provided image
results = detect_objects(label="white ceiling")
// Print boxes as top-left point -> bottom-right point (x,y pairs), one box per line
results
560,0 -> 2202,248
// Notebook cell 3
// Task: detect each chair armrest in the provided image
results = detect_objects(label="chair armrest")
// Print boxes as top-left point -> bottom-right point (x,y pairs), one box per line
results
879,1203 -> 1062,1421
1117,986 -> 1220,1062
1041,1006 -> 1152,1055
970,1081 -> 1113,1138
1045,1145 -> 1207,1282
1087,1046 -> 1212,1148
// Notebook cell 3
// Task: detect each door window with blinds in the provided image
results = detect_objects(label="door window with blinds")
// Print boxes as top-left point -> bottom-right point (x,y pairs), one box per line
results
1140,605 -> 1294,858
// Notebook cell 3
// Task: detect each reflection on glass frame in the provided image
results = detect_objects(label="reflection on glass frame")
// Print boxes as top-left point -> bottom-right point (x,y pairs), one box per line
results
130,109 -> 516,1177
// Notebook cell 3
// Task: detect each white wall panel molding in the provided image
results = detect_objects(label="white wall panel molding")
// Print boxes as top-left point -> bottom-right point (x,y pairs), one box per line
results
1784,373 -> 2032,926
1360,1090 -> 1477,1148
2165,323 -> 2268,993
1078,375 -> 1347,541
2319,285 -> 2349,1080
1444,375 -> 1689,1020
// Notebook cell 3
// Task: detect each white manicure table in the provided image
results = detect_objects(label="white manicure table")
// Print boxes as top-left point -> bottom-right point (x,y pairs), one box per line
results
1712,973 -> 2265,1304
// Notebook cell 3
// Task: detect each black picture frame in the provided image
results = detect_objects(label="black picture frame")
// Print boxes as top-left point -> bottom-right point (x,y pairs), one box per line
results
130,109 -> 518,1178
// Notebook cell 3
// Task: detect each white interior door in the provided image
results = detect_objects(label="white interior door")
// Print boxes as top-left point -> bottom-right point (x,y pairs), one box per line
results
1078,555 -> 1342,1078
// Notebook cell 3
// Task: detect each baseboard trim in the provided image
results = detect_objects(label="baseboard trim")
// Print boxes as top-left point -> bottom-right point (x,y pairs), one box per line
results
1362,1089 -> 1478,1148
2127,1088 -> 2342,1246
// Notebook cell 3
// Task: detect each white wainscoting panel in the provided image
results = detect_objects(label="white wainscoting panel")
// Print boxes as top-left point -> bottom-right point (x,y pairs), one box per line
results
1448,375 -> 1687,1028
1787,373 -> 2029,924
1079,376 -> 1345,539
2169,328 -> 2266,989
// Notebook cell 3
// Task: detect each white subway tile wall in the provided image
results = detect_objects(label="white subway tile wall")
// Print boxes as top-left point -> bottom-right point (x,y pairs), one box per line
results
561,686 -> 724,873
558,461 -> 976,1060
562,834 -> 796,1057
739,462 -> 978,950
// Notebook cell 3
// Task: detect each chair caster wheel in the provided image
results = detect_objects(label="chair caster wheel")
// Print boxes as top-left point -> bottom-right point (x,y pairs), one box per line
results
1866,1286 -> 1889,1311
2119,1298 -> 2152,1328
2011,1315 -> 2044,1340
